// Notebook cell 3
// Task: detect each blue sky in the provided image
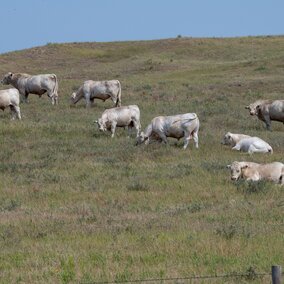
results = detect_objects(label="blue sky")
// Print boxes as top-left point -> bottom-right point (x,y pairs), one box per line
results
0,0 -> 283,53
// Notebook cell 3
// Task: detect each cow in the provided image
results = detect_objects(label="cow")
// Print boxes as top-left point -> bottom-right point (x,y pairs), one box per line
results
245,100 -> 284,130
0,88 -> 21,120
95,105 -> 140,138
227,161 -> 284,185
1,72 -> 58,105
136,113 -> 199,149
70,80 -> 121,108
221,132 -> 251,147
221,132 -> 273,154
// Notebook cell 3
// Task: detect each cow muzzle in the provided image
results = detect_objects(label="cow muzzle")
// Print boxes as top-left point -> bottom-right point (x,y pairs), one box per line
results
99,126 -> 106,132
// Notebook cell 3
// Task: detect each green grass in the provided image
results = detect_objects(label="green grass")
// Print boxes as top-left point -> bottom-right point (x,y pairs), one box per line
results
0,36 -> 283,283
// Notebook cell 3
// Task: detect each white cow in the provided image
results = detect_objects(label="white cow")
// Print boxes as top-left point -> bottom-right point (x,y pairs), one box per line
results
1,72 -> 58,105
0,88 -> 21,120
71,80 -> 121,108
227,161 -> 284,185
222,132 -> 273,154
222,132 -> 251,147
95,105 -> 140,138
232,137 -> 273,154
245,100 -> 284,130
136,113 -> 199,149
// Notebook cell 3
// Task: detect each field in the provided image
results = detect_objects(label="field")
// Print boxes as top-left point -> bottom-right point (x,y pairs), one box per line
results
0,36 -> 283,283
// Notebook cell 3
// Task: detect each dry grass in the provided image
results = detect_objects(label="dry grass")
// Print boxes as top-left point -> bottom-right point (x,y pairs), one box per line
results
0,36 -> 283,283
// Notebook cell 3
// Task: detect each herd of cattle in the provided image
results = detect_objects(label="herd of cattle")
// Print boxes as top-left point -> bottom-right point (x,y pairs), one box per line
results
0,72 -> 283,185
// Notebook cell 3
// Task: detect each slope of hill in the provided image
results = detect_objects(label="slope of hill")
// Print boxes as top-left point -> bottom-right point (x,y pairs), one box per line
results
0,37 -> 283,283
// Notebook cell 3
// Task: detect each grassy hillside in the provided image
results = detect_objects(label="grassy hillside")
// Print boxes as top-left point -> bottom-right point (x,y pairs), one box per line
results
0,36 -> 283,283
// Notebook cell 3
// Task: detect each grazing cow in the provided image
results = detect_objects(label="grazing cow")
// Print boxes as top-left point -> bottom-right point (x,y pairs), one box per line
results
1,72 -> 58,105
221,132 -> 273,154
0,88 -> 21,120
95,105 -> 140,138
245,100 -> 284,130
227,161 -> 284,184
136,113 -> 199,149
70,80 -> 121,108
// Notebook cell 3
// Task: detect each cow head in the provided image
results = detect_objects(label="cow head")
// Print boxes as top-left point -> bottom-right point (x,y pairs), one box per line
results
227,162 -> 248,181
70,92 -> 77,105
135,132 -> 148,146
95,118 -> 107,132
1,72 -> 13,84
221,132 -> 234,146
245,102 -> 262,116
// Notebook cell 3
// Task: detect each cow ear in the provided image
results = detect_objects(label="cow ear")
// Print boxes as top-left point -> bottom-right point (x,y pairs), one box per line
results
226,165 -> 231,169
241,164 -> 248,169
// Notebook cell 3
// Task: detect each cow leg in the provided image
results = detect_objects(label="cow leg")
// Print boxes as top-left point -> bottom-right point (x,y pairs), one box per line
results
51,96 -> 56,105
127,125 -> 132,138
85,93 -> 92,108
192,131 -> 199,148
263,115 -> 272,130
247,145 -> 255,155
111,123 -> 117,138
111,96 -> 117,107
232,144 -> 241,151
22,92 -> 29,103
158,132 -> 168,144
133,121 -> 140,137
54,95 -> 59,105
183,137 -> 190,149
9,105 -> 16,120
12,106 -> 21,120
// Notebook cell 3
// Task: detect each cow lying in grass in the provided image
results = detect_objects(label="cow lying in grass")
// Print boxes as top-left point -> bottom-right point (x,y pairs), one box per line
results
227,161 -> 284,185
222,132 -> 273,154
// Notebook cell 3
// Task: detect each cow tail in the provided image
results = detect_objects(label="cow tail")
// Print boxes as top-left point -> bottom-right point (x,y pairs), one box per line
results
115,80 -> 122,107
52,74 -> 59,104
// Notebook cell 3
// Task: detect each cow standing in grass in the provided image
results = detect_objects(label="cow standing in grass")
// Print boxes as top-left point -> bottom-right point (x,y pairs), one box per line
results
71,80 -> 121,108
136,113 -> 199,149
245,100 -> 284,130
0,88 -> 21,120
95,105 -> 140,138
1,72 -> 58,105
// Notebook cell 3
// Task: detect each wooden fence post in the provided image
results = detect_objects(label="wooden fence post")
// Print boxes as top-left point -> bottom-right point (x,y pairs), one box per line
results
272,265 -> 282,284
